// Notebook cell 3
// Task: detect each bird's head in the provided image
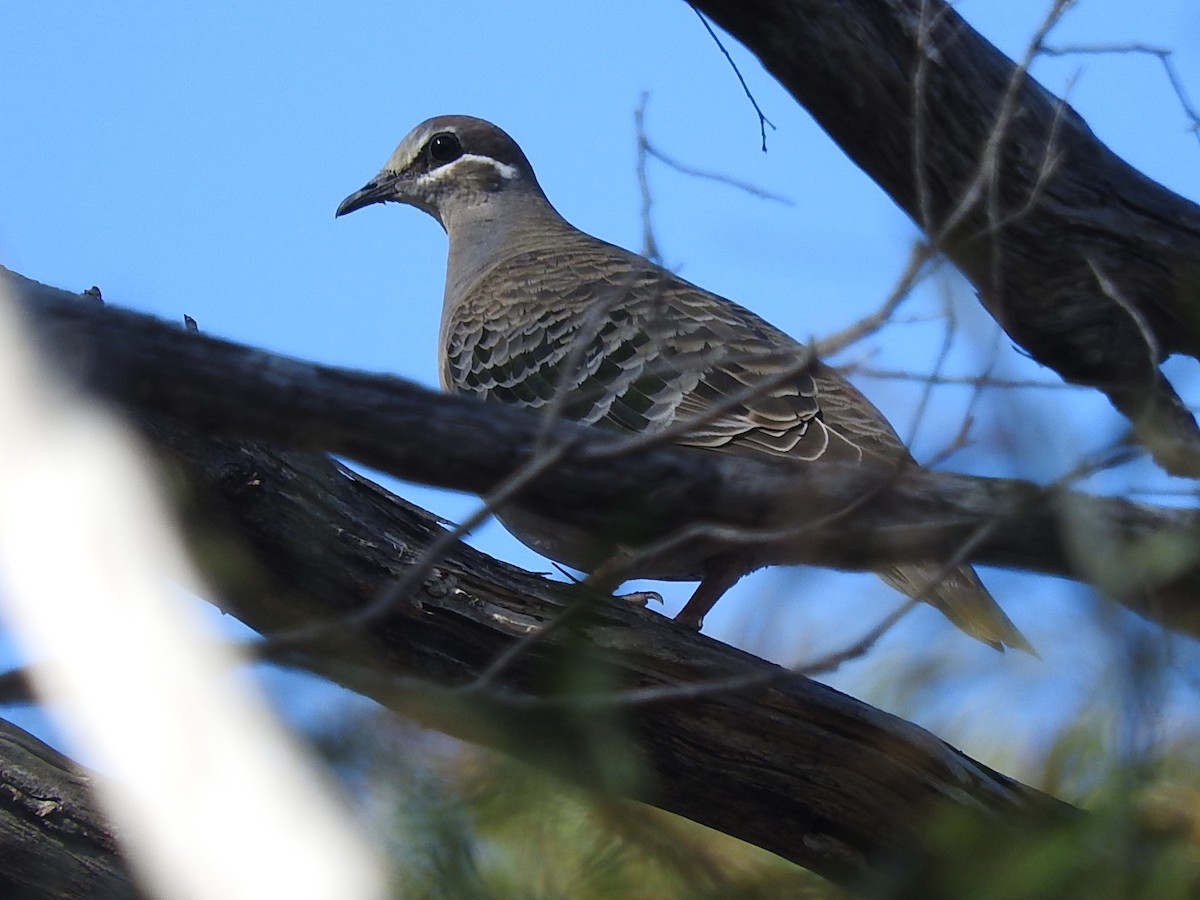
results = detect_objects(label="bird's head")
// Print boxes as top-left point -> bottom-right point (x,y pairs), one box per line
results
335,115 -> 543,229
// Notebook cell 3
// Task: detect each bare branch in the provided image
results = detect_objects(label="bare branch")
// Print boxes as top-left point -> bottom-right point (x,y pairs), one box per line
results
846,365 -> 1075,392
815,241 -> 934,357
636,98 -> 792,204
690,0 -> 1200,475
8,267 -> 1199,638
1040,41 -> 1200,148
0,719 -> 138,899
688,4 -> 776,150
140,412 -> 1077,887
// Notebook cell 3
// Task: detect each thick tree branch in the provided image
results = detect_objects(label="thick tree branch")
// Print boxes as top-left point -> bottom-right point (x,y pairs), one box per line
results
7,267 -> 1199,637
2,267 -> 1098,886
0,719 -> 138,899
145,416 -> 1077,888
690,0 -> 1200,475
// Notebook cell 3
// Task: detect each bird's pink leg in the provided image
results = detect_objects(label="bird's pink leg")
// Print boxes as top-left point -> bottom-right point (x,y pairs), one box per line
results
673,555 -> 748,630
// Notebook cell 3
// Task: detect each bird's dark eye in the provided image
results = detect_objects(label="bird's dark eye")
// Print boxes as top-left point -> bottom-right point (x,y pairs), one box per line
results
427,132 -> 463,164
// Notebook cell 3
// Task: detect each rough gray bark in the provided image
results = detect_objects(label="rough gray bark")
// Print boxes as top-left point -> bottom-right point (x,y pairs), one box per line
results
0,719 -> 138,899
7,267 -> 1199,637
0,267 -> 1094,888
0,263 -> 1179,888
148,417 -> 1078,887
690,0 -> 1200,475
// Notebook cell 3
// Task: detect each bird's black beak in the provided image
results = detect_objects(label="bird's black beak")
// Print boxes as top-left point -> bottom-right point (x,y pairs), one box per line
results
335,176 -> 397,217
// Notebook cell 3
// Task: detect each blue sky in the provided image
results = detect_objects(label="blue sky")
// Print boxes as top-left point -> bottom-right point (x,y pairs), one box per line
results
3,2 -> 1200,781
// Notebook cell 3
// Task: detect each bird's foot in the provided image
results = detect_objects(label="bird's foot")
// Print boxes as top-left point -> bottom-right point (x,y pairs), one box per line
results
672,554 -> 751,632
615,590 -> 662,607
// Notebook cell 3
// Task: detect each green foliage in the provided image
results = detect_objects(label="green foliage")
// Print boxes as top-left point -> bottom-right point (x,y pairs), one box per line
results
306,663 -> 1200,899
318,709 -> 836,899
893,784 -> 1200,900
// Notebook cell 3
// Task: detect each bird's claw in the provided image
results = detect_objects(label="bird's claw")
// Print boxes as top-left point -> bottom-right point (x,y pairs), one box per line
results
615,590 -> 662,607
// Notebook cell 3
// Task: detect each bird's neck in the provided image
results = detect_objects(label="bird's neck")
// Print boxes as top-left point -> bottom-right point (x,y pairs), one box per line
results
442,191 -> 572,308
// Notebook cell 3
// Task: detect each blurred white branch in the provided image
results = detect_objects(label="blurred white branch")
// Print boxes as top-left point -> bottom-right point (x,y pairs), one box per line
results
0,285 -> 385,900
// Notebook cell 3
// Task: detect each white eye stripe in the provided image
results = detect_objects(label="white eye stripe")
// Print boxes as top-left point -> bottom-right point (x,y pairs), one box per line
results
461,154 -> 519,180
413,153 -> 519,184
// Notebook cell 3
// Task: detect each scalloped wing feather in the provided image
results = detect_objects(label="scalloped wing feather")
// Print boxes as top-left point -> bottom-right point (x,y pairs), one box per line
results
444,240 -> 903,464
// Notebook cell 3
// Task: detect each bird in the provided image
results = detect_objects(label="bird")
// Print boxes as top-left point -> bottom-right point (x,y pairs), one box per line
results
336,114 -> 1033,653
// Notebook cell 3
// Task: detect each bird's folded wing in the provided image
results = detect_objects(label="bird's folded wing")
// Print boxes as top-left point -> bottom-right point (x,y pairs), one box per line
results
444,243 -> 905,465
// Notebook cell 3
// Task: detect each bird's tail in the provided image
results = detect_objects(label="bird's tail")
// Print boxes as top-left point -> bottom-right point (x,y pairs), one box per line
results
879,565 -> 1036,655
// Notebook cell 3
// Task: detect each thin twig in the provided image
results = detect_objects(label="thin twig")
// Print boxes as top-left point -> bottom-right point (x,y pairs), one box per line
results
955,1 -> 1074,241
1041,41 -> 1200,147
634,95 -> 663,264
634,96 -> 791,266
689,4 -> 776,151
582,457 -> 907,594
259,435 -> 580,651
796,600 -> 919,677
815,241 -> 935,357
641,132 -> 793,205
1086,256 -> 1161,373
911,0 -> 956,232
465,598 -> 919,710
466,583 -> 603,691
903,274 -> 961,448
845,365 -> 1074,391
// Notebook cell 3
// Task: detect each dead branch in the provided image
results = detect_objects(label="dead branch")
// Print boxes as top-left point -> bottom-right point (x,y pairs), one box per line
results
0,719 -> 138,899
143,413 -> 1076,888
6,267 -> 1199,638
